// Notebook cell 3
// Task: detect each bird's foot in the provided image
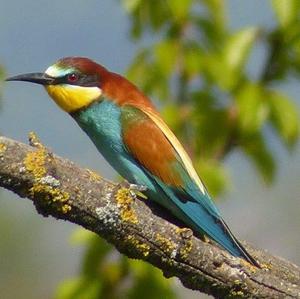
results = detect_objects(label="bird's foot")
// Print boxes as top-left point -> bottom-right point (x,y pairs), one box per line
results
120,181 -> 148,200
128,183 -> 148,192
129,183 -> 148,200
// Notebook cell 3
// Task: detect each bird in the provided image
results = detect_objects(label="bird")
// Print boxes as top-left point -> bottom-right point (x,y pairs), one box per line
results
6,56 -> 259,267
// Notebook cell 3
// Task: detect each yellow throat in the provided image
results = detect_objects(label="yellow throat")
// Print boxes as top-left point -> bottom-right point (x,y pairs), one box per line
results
45,84 -> 102,113
44,64 -> 102,113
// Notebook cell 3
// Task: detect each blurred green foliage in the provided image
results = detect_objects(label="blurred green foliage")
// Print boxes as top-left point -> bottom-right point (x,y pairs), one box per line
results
57,1 -> 300,298
55,230 -> 176,299
123,0 -> 299,195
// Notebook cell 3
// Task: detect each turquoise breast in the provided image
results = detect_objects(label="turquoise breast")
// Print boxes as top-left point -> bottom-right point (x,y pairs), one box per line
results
72,100 -> 156,189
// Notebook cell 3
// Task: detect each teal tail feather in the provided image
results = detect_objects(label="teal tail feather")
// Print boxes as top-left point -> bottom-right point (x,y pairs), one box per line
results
151,179 -> 260,267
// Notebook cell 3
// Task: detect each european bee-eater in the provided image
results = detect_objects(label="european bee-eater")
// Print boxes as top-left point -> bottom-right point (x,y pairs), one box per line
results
6,57 -> 259,266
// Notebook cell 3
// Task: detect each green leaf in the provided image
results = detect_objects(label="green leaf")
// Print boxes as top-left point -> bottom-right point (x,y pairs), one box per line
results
143,2 -> 170,31
223,27 -> 258,74
127,49 -> 149,81
154,39 -> 178,76
55,278 -> 102,299
82,235 -> 112,277
203,28 -> 258,90
235,83 -> 269,134
127,260 -> 177,299
194,158 -> 229,197
241,133 -> 275,183
127,49 -> 170,100
192,90 -> 231,159
122,0 -> 142,13
167,0 -> 192,22
70,228 -> 96,245
271,0 -> 300,27
162,104 -> 182,132
268,91 -> 299,146
202,0 -> 226,30
182,43 -> 204,77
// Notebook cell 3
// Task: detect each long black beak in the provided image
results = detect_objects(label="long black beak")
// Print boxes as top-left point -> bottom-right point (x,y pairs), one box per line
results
6,72 -> 55,85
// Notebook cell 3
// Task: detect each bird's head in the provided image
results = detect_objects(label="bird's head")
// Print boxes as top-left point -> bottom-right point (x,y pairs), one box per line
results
6,57 -> 106,113
7,56 -> 155,113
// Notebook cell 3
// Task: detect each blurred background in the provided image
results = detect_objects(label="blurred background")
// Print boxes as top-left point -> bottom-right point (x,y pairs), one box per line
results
0,1 -> 299,298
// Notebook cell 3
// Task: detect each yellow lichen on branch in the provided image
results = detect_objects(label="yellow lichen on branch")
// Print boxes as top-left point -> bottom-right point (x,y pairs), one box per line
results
1,135 -> 300,298
86,168 -> 102,181
176,228 -> 193,259
126,235 -> 150,257
115,187 -> 138,224
24,141 -> 47,178
0,143 -> 7,154
155,233 -> 177,258
23,132 -> 71,213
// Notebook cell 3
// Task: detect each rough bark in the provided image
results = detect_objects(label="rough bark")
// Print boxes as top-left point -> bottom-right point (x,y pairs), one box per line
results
0,135 -> 299,299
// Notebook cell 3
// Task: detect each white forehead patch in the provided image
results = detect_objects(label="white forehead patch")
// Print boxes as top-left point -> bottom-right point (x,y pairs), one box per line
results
45,64 -> 74,77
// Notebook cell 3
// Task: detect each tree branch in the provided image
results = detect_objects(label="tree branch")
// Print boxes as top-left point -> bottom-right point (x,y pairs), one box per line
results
0,135 -> 299,299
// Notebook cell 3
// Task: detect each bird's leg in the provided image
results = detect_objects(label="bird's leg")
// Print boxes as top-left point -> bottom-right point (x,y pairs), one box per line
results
128,183 -> 148,200
128,183 -> 148,192
120,180 -> 148,200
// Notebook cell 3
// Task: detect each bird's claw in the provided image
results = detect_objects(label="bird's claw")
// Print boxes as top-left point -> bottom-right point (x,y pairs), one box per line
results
129,183 -> 148,200
120,181 -> 148,199
128,183 -> 148,192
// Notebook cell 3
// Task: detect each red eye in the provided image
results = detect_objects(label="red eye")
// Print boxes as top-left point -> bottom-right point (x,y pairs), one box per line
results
68,73 -> 78,83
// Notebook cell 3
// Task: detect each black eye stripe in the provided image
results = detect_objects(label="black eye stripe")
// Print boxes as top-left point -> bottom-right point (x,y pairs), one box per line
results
52,73 -> 99,87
